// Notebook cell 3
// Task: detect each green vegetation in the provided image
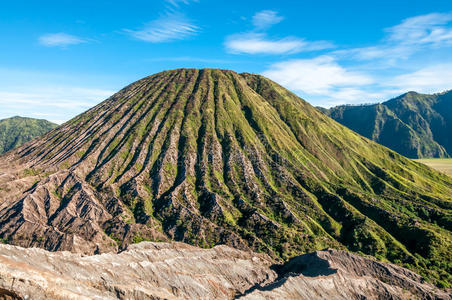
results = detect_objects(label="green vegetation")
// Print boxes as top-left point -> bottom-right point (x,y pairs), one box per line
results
0,116 -> 57,154
5,69 -> 452,288
323,91 -> 452,158
52,189 -> 62,200
59,162 -> 70,169
108,233 -> 120,244
98,70 -> 452,286
132,235 -> 150,244
23,168 -> 41,177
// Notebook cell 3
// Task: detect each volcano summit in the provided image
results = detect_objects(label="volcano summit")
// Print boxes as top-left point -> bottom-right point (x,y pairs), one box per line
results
0,69 -> 451,286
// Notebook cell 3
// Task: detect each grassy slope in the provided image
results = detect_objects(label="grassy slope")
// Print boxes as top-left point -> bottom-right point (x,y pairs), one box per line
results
0,116 -> 57,154
245,74 -> 452,287
4,69 -> 452,288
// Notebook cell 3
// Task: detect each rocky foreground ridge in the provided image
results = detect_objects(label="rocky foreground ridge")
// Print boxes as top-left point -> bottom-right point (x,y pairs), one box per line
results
0,242 -> 449,300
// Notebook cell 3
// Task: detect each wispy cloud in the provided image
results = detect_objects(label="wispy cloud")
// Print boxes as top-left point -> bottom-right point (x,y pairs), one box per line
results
125,13 -> 199,43
125,0 -> 199,43
164,0 -> 198,8
260,12 -> 452,107
38,33 -> 86,47
325,88 -> 397,106
336,12 -> 452,62
390,64 -> 452,93
261,54 -> 417,106
0,87 -> 114,124
252,10 -> 283,30
336,45 -> 414,61
387,12 -> 452,46
225,33 -> 333,54
225,10 -> 333,55
226,34 -> 303,54
263,56 -> 373,95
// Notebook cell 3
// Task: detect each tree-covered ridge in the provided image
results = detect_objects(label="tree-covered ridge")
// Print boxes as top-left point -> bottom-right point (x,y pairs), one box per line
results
0,116 -> 57,154
0,69 -> 451,288
323,91 -> 452,158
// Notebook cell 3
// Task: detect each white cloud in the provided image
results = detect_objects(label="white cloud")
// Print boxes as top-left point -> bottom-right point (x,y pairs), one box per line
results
225,10 -> 333,55
331,88 -> 381,102
262,56 -> 373,95
336,45 -> 415,62
387,12 -> 452,46
39,33 -> 86,47
252,10 -> 284,30
391,64 -> 452,93
0,88 -> 112,106
0,87 -> 114,124
325,88 -> 400,106
226,33 -> 301,54
125,13 -> 199,43
256,12 -> 452,107
225,33 -> 333,55
262,57 -> 452,107
337,12 -> 452,62
164,0 -> 198,7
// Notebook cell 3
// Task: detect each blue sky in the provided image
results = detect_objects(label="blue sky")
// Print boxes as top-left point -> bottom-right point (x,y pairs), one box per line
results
1,0 -> 452,123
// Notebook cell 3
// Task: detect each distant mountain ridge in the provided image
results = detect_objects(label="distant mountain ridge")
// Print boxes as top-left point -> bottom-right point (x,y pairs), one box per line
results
322,91 -> 452,158
0,116 -> 57,154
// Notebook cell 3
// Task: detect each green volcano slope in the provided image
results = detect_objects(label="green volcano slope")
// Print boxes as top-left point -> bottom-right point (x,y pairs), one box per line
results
0,69 -> 451,287
0,116 -> 57,154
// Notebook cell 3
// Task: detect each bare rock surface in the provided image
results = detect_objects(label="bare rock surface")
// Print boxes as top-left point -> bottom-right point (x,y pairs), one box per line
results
0,242 -> 274,300
0,242 -> 449,300
239,249 -> 452,300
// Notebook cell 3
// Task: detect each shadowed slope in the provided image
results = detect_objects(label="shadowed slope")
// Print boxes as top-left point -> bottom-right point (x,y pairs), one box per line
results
324,91 -> 452,158
0,69 -> 451,286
